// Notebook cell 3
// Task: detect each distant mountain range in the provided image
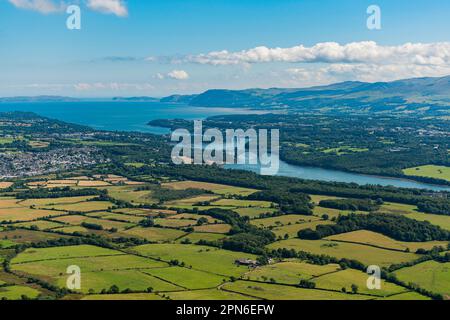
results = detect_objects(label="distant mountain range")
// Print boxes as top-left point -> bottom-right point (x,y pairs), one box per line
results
161,75 -> 450,115
0,96 -> 80,103
2,75 -> 450,115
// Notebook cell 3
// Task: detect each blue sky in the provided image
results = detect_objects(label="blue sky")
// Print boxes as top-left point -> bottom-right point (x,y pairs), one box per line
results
1,0 -> 450,97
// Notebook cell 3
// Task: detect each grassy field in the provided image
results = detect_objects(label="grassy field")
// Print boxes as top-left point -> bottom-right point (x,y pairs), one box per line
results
272,220 -> 335,239
154,218 -> 196,228
0,229 -> 70,244
42,201 -> 115,212
403,165 -> 450,182
51,215 -> 134,231
56,270 -> 182,294
19,196 -> 97,208
83,293 -> 164,300
312,268 -> 407,297
0,207 -> 66,222
166,195 -> 220,206
12,254 -> 168,277
250,215 -> 320,228
162,181 -> 258,196
243,261 -> 341,285
165,288 -> 254,300
143,267 -> 226,289
132,244 -> 256,277
222,281 -> 371,300
212,199 -> 273,208
375,292 -> 431,300
86,212 -> 144,223
123,227 -> 186,242
13,220 -> 64,231
268,239 -> 420,267
175,232 -> 226,243
326,230 -> 449,252
0,285 -> 41,300
233,207 -> 279,218
106,186 -> 156,205
193,224 -> 231,234
394,261 -> 450,297
312,205 -> 367,219
11,245 -> 122,264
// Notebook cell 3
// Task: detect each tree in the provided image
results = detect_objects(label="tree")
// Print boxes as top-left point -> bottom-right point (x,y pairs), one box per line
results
351,284 -> 359,294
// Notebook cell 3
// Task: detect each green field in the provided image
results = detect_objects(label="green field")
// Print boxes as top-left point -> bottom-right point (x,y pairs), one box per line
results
12,254 -> 167,277
11,245 -> 122,264
250,215 -> 320,228
165,288 -> 254,300
123,227 -> 186,242
132,244 -> 256,277
272,220 -> 335,239
312,268 -> 407,297
175,232 -> 226,243
162,181 -> 258,196
233,207 -> 279,218
0,285 -> 41,300
244,261 -> 341,285
222,281 -> 371,300
394,261 -> 450,296
403,165 -> 450,182
326,230 -> 449,252
143,267 -> 226,289
83,293 -> 164,300
268,239 -> 420,267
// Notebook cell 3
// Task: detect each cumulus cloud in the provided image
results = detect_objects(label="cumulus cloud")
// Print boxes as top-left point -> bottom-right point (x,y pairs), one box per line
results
185,41 -> 450,67
86,0 -> 128,17
166,70 -> 190,80
7,0 -> 65,14
8,0 -> 128,16
285,63 -> 450,85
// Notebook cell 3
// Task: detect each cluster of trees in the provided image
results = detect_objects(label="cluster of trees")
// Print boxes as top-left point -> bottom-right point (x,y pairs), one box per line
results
318,198 -> 382,212
197,208 -> 276,255
298,213 -> 450,242
16,187 -> 106,199
417,199 -> 450,216
135,184 -> 207,203
248,190 -> 312,215
147,164 -> 450,214
81,222 -> 103,231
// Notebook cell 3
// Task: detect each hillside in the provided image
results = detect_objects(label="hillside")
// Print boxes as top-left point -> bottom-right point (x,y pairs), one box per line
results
162,76 -> 450,115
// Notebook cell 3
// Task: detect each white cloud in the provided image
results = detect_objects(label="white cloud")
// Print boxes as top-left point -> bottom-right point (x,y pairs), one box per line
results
166,70 -> 190,80
86,0 -> 128,17
8,0 -> 128,16
7,0 -> 65,14
285,63 -> 450,86
186,41 -> 450,67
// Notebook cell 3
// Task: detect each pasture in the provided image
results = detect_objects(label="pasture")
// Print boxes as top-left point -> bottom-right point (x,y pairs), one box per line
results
326,230 -> 449,252
123,227 -> 186,242
244,261 -> 341,285
267,239 -> 420,267
403,165 -> 450,182
272,220 -> 335,239
312,268 -> 407,297
143,267 -> 226,289
175,232 -> 226,243
162,181 -> 258,196
394,261 -> 450,296
221,281 -> 371,300
132,244 -> 257,277
11,245 -> 122,264
250,215 -> 320,228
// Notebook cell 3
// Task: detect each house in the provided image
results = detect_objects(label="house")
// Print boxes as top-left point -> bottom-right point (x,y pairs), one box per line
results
235,258 -> 258,267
